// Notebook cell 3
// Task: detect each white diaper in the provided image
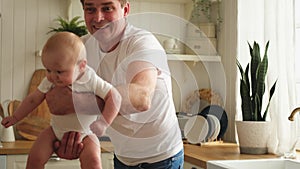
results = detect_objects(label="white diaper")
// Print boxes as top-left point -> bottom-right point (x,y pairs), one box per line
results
51,113 -> 98,141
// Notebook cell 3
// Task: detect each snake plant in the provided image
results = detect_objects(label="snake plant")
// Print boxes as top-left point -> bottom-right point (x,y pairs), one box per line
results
237,41 -> 277,121
48,16 -> 88,37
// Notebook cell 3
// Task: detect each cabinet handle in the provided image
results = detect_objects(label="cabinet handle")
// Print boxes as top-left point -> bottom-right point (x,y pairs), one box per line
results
49,156 -> 61,161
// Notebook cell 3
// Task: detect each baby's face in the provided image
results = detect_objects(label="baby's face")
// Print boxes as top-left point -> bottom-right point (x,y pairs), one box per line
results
42,50 -> 79,87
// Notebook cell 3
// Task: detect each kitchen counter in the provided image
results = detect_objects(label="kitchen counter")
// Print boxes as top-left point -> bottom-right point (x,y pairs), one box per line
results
0,140 -> 114,154
1,140 -> 299,169
183,141 -> 294,169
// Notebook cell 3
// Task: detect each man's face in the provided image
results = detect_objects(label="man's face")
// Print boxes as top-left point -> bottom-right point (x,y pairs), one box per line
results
82,0 -> 129,35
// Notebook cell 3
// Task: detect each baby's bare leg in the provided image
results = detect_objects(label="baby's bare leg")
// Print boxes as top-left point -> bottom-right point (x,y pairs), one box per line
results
26,127 -> 57,169
79,134 -> 102,169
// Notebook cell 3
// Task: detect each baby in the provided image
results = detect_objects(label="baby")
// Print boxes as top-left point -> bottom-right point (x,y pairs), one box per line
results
1,32 -> 121,169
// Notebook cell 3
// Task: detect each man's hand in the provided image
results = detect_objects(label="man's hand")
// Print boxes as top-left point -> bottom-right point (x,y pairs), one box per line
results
47,87 -> 105,159
54,132 -> 83,160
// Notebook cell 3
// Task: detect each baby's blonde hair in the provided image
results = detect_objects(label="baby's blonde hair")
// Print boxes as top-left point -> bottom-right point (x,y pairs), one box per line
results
42,32 -> 86,64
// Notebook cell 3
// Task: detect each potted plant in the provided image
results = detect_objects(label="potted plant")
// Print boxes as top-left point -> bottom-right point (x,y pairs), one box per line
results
189,0 -> 222,31
236,41 -> 277,154
48,16 -> 88,37
190,0 -> 213,23
190,0 -> 222,22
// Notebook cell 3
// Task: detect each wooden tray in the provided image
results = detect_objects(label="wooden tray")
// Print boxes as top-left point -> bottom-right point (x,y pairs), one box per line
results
14,69 -> 51,140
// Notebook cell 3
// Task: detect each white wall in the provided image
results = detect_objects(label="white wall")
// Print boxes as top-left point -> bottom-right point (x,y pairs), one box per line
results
0,0 -> 69,101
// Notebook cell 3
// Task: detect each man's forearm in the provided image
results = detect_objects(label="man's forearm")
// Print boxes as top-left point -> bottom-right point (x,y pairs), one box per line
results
117,83 -> 153,115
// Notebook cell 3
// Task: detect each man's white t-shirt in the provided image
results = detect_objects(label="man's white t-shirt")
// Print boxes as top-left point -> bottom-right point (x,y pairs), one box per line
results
82,22 -> 183,165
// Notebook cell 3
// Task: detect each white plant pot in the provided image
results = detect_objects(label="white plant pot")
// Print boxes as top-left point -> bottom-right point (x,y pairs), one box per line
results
236,121 -> 271,154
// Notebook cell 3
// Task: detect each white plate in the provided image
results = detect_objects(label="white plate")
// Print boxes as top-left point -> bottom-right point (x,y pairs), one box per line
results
199,105 -> 228,140
184,115 -> 209,144
209,114 -> 220,141
205,114 -> 215,141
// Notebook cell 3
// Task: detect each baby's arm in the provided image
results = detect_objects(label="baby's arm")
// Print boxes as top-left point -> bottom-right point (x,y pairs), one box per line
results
100,88 -> 121,124
1,90 -> 45,128
90,87 -> 121,136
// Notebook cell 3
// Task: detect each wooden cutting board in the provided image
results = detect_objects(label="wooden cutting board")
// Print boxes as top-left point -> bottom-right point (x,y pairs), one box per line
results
14,69 -> 51,140
0,103 -> 4,118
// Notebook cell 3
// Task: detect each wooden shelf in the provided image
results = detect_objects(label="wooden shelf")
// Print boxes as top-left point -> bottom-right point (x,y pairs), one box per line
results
167,54 -> 221,62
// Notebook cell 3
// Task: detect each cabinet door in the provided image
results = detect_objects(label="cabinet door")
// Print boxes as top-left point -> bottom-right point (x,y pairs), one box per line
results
0,155 -> 6,169
101,152 -> 114,169
6,155 -> 27,169
45,156 -> 80,169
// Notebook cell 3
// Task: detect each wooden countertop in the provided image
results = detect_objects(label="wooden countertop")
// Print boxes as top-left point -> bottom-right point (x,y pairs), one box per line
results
1,140 -> 299,169
183,141 -> 289,169
0,140 -> 114,155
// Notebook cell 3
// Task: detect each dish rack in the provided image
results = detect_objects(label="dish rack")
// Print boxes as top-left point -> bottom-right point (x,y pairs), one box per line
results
177,88 -> 227,145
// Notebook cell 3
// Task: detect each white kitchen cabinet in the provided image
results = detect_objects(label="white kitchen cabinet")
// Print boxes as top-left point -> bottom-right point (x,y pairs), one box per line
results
0,155 -> 6,169
5,153 -> 114,169
101,152 -> 114,169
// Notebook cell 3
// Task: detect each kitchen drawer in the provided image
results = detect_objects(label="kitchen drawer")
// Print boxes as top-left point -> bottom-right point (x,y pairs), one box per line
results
184,161 -> 204,169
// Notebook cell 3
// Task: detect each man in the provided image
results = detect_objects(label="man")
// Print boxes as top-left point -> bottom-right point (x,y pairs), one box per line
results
46,0 -> 184,168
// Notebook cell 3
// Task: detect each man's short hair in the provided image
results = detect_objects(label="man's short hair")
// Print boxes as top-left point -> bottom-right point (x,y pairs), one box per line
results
80,0 -> 128,8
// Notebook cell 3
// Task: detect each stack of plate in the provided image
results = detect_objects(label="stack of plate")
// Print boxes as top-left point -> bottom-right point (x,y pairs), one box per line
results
184,105 -> 228,144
